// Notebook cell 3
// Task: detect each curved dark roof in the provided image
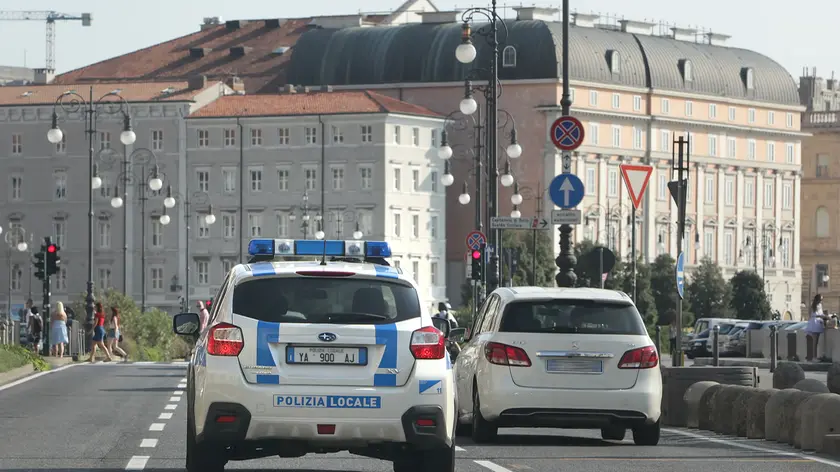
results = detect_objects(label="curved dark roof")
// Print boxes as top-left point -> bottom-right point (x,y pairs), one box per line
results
286,21 -> 798,105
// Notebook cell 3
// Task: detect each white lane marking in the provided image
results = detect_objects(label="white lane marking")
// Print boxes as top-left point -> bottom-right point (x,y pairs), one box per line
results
664,428 -> 840,468
456,446 -> 466,452
0,363 -> 80,392
172,361 -> 189,365
180,377 -> 187,382
474,460 -> 514,472
139,439 -> 158,448
177,383 -> 187,389
125,455 -> 149,470
158,412 -> 173,420
133,361 -> 154,365
173,390 -> 184,395
149,423 -> 165,431
168,396 -> 181,402
164,404 -> 177,410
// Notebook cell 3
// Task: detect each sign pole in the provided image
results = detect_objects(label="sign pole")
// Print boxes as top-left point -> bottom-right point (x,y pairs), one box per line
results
599,247 -> 604,289
673,135 -> 690,367
631,207 -> 637,302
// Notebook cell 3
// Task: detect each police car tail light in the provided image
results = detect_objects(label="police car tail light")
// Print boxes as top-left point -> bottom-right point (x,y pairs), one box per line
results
409,326 -> 445,360
617,345 -> 658,369
207,322 -> 244,356
484,342 -> 532,367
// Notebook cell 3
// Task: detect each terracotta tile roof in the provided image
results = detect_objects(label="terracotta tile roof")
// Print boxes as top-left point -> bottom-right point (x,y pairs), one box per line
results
0,81 -> 215,106
189,90 -> 442,119
54,19 -> 311,94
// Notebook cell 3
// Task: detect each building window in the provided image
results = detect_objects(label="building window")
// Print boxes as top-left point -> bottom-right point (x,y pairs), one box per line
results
98,268 -> 112,290
52,220 -> 66,247
724,177 -> 734,206
611,93 -> 620,109
196,170 -> 209,192
277,168 -> 289,191
817,154 -> 830,177
589,90 -> 598,106
393,126 -> 401,144
278,127 -> 290,145
304,168 -> 317,190
585,167 -> 596,195
633,95 -> 641,111
151,220 -> 163,247
708,136 -> 718,157
412,214 -> 420,238
393,168 -> 401,191
249,167 -> 262,192
224,129 -> 236,147
412,261 -> 420,284
332,167 -> 344,191
197,215 -> 210,238
54,172 -> 67,200
412,128 -> 419,146
276,213 -> 289,238
10,176 -> 22,201
249,213 -> 262,237
723,230 -> 734,265
583,122 -> 598,146
817,264 -> 830,288
729,107 -> 736,121
611,126 -> 621,147
98,219 -> 111,248
412,169 -> 420,191
744,67 -> 755,90
431,171 -> 439,192
767,142 -> 776,162
99,131 -> 111,150
393,213 -> 401,237
608,169 -> 618,196
683,60 -> 693,81
502,45 -> 517,67
431,129 -> 438,147
727,137 -> 736,158
768,111 -> 775,126
360,166 -> 372,190
220,167 -> 235,193
748,108 -> 756,123
703,229 -> 714,259
785,143 -> 795,164
10,264 -> 22,292
632,127 -> 642,149
251,128 -> 262,146
431,262 -> 439,286
151,130 -> 164,151
332,126 -> 344,144
685,101 -> 693,116
430,215 -> 439,239
745,180 -> 754,207
709,104 -> 717,119
361,125 -> 372,143
660,130 -> 670,152
786,113 -> 794,128
11,133 -> 22,154
196,260 -> 209,285
197,129 -> 209,147
658,173 -> 666,200
305,127 -> 318,144
816,207 -> 829,238
56,268 -> 67,291
781,236 -> 791,268
763,182 -> 774,209
151,267 -> 164,291
747,140 -> 756,160
705,176 -> 715,203
782,182 -> 792,209
221,259 -> 235,278
223,213 -> 237,239
661,98 -> 670,114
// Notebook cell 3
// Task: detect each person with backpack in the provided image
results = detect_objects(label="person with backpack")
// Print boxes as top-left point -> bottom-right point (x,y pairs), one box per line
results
29,306 -> 43,354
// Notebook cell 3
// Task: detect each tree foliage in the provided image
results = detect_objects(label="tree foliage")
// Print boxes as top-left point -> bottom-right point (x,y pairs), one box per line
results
620,257 -> 656,325
729,270 -> 771,320
686,257 -> 732,320
573,239 -> 625,290
501,230 -> 556,287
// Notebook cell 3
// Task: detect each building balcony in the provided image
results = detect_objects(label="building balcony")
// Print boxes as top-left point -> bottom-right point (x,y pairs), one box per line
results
804,111 -> 840,129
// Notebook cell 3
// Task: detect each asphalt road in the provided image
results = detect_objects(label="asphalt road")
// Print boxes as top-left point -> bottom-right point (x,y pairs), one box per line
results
1,362 -> 840,471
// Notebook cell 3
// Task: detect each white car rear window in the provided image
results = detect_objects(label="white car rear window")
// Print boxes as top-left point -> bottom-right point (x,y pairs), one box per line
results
499,299 -> 647,335
232,276 -> 421,324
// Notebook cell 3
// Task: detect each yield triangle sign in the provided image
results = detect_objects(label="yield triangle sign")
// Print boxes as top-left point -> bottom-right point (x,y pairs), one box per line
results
619,164 -> 653,210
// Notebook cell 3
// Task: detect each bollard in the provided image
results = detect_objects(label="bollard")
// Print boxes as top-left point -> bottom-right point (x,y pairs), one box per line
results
654,326 -> 661,354
769,325 -> 778,373
712,325 -> 720,366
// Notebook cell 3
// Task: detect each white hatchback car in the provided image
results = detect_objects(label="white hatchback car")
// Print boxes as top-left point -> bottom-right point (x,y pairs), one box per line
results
453,286 -> 662,445
173,239 -> 458,472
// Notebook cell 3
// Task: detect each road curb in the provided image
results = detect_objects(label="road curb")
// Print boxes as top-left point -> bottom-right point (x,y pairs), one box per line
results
0,364 -> 38,387
694,358 -> 832,372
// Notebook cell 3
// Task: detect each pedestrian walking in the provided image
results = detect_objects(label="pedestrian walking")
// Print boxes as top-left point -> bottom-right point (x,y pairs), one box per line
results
50,301 -> 69,358
87,302 -> 113,363
29,306 -> 43,354
107,307 -> 128,361
806,294 -> 830,361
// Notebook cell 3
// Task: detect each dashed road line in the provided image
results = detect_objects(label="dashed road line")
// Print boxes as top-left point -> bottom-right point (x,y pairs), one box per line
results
125,455 -> 149,470
475,460 -> 514,472
139,439 -> 158,448
164,404 -> 178,410
455,446 -> 466,452
168,396 -> 181,402
149,423 -> 166,431
158,412 -> 173,420
173,390 -> 184,395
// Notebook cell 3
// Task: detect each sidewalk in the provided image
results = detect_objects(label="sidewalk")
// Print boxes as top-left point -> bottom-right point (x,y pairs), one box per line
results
693,357 -> 832,372
0,356 -> 76,387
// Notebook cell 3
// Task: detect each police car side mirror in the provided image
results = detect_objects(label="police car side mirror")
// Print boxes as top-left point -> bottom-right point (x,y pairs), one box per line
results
448,327 -> 466,343
173,313 -> 200,336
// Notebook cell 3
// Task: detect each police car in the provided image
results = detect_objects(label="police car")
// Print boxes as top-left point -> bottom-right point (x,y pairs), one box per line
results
172,239 -> 458,472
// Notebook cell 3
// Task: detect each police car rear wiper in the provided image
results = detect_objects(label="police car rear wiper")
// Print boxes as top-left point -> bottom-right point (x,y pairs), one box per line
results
321,312 -> 389,323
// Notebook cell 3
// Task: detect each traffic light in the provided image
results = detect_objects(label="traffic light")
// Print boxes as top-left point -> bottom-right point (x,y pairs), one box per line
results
471,244 -> 485,281
33,251 -> 46,280
46,243 -> 60,276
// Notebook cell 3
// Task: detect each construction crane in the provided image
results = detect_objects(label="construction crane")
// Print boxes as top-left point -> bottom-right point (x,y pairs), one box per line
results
0,11 -> 92,71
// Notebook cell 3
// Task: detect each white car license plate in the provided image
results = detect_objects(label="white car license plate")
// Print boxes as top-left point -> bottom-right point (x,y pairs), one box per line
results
545,358 -> 603,374
286,346 -> 367,365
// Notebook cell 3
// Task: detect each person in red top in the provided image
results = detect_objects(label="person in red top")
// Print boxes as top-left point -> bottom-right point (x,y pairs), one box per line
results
87,302 -> 114,363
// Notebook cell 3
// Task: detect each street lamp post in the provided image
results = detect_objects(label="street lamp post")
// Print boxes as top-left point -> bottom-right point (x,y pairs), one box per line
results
455,1 -> 523,293
47,87 -> 137,341
160,186 -> 215,309
4,227 -> 28,323
289,191 -> 320,240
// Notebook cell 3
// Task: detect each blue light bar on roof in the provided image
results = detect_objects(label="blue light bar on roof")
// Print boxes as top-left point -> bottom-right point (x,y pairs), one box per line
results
247,239 -> 392,258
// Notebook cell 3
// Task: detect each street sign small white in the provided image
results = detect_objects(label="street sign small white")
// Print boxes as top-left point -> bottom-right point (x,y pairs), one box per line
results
551,209 -> 582,225
490,217 -> 535,229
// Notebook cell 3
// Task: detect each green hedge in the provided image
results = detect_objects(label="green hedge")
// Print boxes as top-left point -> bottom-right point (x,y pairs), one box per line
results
0,344 -> 50,373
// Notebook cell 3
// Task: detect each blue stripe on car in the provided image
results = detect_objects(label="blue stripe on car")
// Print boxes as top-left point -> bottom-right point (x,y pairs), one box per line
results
374,265 -> 398,279
257,321 -> 277,367
256,374 -> 280,384
250,263 -> 277,276
374,323 -> 397,386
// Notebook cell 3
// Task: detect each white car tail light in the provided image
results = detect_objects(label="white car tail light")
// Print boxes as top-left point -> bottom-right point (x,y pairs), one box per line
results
207,322 -> 244,356
410,326 -> 445,359
484,342 -> 532,367
617,345 -> 658,369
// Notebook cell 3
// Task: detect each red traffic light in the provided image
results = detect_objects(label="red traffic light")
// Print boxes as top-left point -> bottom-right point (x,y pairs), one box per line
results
471,250 -> 481,259
47,245 -> 57,253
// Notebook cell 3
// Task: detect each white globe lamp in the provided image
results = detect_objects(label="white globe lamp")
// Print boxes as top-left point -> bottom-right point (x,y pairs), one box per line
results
120,129 -> 137,146
47,127 -> 63,144
159,214 -> 171,225
110,196 -> 124,208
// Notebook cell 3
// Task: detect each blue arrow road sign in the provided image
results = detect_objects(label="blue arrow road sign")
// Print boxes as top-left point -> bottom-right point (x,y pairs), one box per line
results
548,173 -> 585,209
676,251 -> 685,300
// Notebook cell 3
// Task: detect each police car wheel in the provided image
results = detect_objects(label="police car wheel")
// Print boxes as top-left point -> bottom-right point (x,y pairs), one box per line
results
186,408 -> 226,472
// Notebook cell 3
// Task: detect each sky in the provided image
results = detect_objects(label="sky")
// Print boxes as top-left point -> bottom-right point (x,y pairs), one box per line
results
0,0 -> 835,81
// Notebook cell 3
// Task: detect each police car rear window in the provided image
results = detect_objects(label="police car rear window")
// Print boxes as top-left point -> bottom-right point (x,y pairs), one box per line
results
232,277 -> 421,324
499,299 -> 647,335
